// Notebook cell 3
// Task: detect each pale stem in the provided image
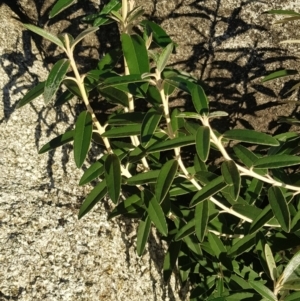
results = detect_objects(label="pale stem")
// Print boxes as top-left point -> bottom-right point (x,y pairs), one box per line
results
201,117 -> 300,193
64,36 -> 135,180
158,82 -> 279,227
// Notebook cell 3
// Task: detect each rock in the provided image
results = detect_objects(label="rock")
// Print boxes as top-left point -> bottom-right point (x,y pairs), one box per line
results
0,0 -> 299,300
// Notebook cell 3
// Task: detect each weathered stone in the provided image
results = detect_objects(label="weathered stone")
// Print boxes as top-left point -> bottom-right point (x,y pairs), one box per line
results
0,0 -> 299,300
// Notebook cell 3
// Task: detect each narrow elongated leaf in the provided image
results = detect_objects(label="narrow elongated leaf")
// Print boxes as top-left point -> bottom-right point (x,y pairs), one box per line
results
126,170 -> 160,185
108,112 -> 145,125
285,292 -> 300,301
191,84 -> 209,115
233,144 -> 258,168
121,33 -> 149,74
265,244 -> 278,281
249,205 -> 273,234
49,0 -> 76,18
108,194 -> 143,220
143,189 -> 168,236
147,135 -> 195,153
207,232 -> 226,259
24,24 -> 65,48
163,241 -> 182,282
104,154 -> 121,204
99,86 -> 129,106
228,233 -> 256,257
54,90 -> 74,106
254,155 -> 300,169
141,20 -> 174,47
74,111 -> 93,168
223,129 -> 279,146
232,204 -> 262,221
279,251 -> 300,287
71,26 -> 98,49
196,126 -> 210,161
102,124 -> 142,138
268,186 -> 290,232
17,81 -> 45,108
221,160 -> 240,201
39,130 -> 74,154
175,220 -> 195,240
141,107 -> 163,145
137,213 -> 151,256
63,78 -> 82,98
157,43 -> 174,73
195,200 -> 209,242
245,178 -> 263,204
264,10 -> 300,16
190,176 -> 227,207
79,156 -> 106,186
249,281 -> 277,301
256,232 -> 270,278
78,180 -> 107,219
262,69 -> 298,82
156,159 -> 178,203
44,59 -> 70,104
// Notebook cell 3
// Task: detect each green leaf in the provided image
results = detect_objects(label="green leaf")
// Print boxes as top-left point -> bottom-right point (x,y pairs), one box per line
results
268,186 -> 290,232
108,194 -> 143,220
221,160 -> 241,201
195,126 -> 210,162
232,204 -> 262,221
157,43 -> 174,73
249,205 -> 273,234
254,155 -> 300,169
39,130 -> 74,154
98,86 -> 129,106
223,129 -> 279,146
264,9 -> 300,16
175,220 -> 195,240
191,84 -> 209,115
71,26 -> 99,49
104,154 -> 121,204
228,233 -> 256,257
44,59 -> 70,104
141,107 -> 163,145
79,156 -> 106,186
143,189 -> 168,236
17,81 -> 45,108
284,292 -> 300,301
78,180 -> 107,219
245,178 -> 263,204
63,78 -> 82,98
24,24 -> 65,48
265,244 -> 278,281
108,112 -> 145,125
195,200 -> 209,242
137,213 -> 151,256
121,33 -> 149,74
141,20 -> 174,48
163,241 -> 182,282
278,251 -> 300,287
207,232 -> 226,259
256,232 -> 270,278
147,135 -> 195,153
92,0 -> 122,26
49,0 -> 76,18
102,124 -> 142,138
249,281 -> 277,301
156,159 -> 178,203
262,69 -> 298,82
74,111 -> 93,168
126,170 -> 160,185
54,90 -> 74,107
233,144 -> 258,168
190,176 -> 227,207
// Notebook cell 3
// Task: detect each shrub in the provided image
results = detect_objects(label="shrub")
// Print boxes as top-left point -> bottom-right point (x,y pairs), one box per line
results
18,0 -> 300,300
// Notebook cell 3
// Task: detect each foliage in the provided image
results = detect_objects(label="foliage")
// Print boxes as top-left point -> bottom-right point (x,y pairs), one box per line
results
18,0 -> 300,300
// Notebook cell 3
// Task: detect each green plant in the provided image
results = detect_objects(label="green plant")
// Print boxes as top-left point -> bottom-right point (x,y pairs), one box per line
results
17,0 -> 300,300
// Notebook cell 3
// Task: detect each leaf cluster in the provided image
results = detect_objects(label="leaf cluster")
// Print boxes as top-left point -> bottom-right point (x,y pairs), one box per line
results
17,1 -> 300,300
